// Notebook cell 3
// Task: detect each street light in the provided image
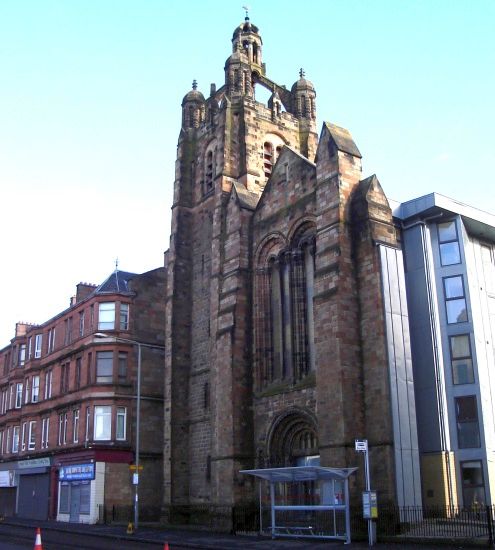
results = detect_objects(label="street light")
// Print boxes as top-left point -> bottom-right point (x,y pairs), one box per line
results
94,332 -> 164,530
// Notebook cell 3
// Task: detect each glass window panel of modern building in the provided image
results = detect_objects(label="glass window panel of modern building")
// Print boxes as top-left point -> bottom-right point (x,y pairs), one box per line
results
444,276 -> 468,324
450,334 -> 474,384
438,221 -> 461,266
455,396 -> 481,448
461,460 -> 486,507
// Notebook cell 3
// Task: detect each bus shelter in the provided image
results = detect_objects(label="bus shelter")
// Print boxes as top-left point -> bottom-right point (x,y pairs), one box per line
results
241,466 -> 357,544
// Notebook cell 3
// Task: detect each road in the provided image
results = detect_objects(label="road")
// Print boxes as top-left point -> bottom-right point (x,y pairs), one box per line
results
0,523 -> 168,549
0,521 -> 473,550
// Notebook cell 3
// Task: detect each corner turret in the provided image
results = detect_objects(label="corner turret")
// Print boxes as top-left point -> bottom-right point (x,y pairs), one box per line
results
291,69 -> 316,120
181,80 -> 205,129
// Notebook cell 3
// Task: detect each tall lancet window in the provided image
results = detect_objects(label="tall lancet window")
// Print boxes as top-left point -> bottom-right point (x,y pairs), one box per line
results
255,223 -> 316,390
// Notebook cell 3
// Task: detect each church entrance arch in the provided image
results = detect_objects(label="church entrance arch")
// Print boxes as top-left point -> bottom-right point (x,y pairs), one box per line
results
267,410 -> 319,468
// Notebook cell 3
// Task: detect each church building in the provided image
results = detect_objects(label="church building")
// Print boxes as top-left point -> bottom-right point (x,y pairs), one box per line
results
163,16 -> 422,520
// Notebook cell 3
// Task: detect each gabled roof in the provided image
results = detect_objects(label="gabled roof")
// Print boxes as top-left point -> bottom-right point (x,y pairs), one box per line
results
324,122 -> 362,158
232,181 -> 260,211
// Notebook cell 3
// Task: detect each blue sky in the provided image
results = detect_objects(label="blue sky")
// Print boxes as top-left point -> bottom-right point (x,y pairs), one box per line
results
0,0 -> 494,345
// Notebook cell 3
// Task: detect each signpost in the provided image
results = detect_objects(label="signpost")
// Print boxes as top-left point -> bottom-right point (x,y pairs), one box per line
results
355,439 -> 376,546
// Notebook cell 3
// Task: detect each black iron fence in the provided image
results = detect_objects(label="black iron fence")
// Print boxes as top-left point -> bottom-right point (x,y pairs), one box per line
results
107,503 -> 495,544
108,504 -> 161,523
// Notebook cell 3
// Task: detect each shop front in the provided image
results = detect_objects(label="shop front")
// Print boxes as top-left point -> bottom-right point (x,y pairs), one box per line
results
58,463 -> 95,523
16,457 -> 52,520
55,450 -> 133,524
0,466 -> 17,517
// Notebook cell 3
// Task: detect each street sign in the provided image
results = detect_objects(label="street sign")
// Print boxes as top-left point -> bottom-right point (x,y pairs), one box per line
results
129,465 -> 143,471
355,439 -> 368,452
362,491 -> 378,519
132,473 -> 139,485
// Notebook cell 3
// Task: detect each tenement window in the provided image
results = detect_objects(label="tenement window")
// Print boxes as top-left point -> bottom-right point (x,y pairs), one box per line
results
31,375 -> 40,402
12,426 -> 20,453
19,345 -> 26,366
34,334 -> 42,359
94,406 -> 111,440
118,352 -> 127,383
15,383 -> 23,408
120,303 -> 129,330
96,351 -> 113,383
28,420 -> 36,450
41,417 -> 50,449
116,407 -> 126,440
79,311 -> 85,337
73,409 -> 79,443
98,302 -> 115,330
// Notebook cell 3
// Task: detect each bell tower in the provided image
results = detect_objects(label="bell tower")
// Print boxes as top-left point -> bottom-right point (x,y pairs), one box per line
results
164,15 -> 320,523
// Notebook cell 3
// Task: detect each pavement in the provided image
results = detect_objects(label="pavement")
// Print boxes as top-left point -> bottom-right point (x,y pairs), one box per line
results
1,517 -> 479,549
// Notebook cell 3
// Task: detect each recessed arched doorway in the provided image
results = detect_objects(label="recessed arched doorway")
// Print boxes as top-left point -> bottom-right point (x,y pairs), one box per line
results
267,410 -> 319,468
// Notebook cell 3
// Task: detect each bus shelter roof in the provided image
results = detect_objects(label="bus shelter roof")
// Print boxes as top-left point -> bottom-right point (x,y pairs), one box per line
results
240,466 -> 358,483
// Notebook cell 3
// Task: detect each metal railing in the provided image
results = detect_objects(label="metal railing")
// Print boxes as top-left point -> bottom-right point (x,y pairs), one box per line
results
108,502 -> 495,544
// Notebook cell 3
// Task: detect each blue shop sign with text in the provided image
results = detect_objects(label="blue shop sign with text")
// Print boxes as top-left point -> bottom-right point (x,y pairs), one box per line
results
59,463 -> 95,481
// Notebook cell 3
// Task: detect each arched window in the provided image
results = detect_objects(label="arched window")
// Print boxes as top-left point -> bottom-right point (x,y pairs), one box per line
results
205,150 -> 214,192
253,42 -> 259,64
301,95 -> 307,117
254,224 -> 316,390
188,105 -> 195,127
263,142 -> 273,179
262,134 -> 286,181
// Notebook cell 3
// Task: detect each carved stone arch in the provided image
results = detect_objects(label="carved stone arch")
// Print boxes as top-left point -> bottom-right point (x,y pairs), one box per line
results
288,217 -> 316,248
254,232 -> 287,268
266,408 -> 319,467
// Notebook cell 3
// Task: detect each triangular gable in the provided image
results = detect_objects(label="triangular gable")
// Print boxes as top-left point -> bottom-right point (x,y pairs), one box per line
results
255,145 -> 316,213
316,122 -> 362,160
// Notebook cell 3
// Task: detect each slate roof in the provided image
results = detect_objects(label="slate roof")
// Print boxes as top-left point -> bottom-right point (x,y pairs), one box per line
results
95,270 -> 138,294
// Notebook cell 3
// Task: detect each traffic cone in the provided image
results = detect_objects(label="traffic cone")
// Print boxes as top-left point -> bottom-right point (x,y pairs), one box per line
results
34,527 -> 43,550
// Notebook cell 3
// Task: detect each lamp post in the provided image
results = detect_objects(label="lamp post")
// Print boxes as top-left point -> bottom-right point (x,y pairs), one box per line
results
94,332 -> 164,531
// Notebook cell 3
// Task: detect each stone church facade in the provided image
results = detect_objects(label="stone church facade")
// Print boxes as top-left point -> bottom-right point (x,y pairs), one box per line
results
163,17 -> 422,518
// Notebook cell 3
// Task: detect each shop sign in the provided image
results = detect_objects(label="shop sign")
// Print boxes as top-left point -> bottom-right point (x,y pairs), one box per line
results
0,471 -> 16,487
17,457 -> 51,469
59,463 -> 95,481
